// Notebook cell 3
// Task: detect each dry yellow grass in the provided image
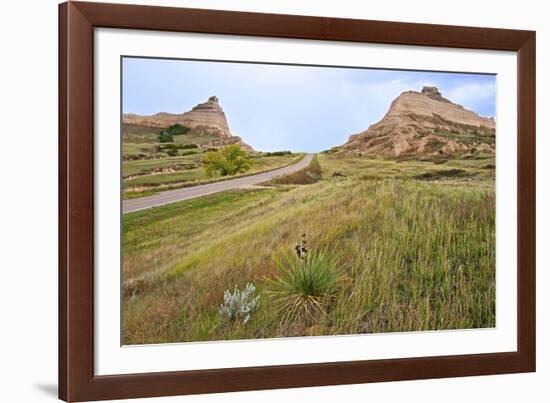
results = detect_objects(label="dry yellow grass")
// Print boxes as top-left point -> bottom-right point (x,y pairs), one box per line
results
122,154 -> 495,344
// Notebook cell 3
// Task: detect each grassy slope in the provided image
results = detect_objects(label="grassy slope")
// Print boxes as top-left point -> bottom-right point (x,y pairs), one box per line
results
122,154 -> 495,344
121,124 -> 303,196
123,153 -> 203,176
124,154 -> 301,187
122,123 -> 220,144
268,155 -> 322,185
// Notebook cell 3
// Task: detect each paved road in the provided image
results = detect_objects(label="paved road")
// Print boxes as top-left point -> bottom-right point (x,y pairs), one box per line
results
123,153 -> 315,214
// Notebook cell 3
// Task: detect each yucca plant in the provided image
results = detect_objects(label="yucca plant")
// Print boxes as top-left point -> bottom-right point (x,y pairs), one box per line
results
266,249 -> 342,324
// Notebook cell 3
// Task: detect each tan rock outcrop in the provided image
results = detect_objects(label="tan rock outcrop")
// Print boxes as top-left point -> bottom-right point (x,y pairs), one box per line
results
339,86 -> 495,157
123,96 -> 253,151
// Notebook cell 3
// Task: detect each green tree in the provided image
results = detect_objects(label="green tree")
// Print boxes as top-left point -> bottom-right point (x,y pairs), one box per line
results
158,130 -> 173,143
203,145 -> 252,177
158,124 -> 190,143
166,123 -> 190,135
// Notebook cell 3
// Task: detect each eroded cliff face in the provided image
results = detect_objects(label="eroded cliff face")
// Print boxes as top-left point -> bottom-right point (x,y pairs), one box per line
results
340,86 -> 495,157
123,96 -> 253,151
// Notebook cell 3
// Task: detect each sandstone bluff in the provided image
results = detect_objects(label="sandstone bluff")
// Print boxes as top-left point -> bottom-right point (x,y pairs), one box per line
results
339,86 -> 496,157
123,96 -> 253,151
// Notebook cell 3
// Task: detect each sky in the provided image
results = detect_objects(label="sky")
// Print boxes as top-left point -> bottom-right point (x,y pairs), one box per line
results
123,57 -> 496,152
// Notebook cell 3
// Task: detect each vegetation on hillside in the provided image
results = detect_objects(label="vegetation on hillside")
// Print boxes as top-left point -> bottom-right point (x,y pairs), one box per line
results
121,124 -> 303,197
269,155 -> 322,185
122,153 -> 302,197
262,151 -> 293,157
121,87 -> 496,344
159,124 -> 191,143
122,154 -> 495,344
203,145 -> 253,177
219,283 -> 260,324
267,243 -> 343,324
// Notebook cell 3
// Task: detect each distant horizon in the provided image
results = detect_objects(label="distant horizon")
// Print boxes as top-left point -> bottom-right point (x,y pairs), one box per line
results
123,57 -> 496,152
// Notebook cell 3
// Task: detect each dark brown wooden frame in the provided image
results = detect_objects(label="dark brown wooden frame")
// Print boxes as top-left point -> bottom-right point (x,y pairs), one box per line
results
59,1 -> 536,401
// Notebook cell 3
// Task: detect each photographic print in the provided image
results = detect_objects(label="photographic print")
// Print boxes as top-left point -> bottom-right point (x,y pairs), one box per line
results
121,57 -> 496,345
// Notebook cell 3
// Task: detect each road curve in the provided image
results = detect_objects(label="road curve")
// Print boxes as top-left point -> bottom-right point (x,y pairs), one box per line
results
123,153 -> 315,214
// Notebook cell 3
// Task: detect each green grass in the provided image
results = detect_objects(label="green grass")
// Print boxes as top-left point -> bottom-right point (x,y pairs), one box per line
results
122,153 -> 303,195
124,189 -> 157,200
122,154 -> 495,344
122,123 -> 217,144
123,154 -> 203,176
125,168 -> 206,187
434,131 -> 496,145
122,143 -> 158,155
173,132 -> 220,144
121,124 -> 305,197
122,124 -> 161,143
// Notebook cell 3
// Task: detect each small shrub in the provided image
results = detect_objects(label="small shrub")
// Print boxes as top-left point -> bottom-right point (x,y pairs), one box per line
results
271,156 -> 322,185
166,148 -> 178,157
266,245 -> 342,324
179,143 -> 198,149
322,147 -> 339,154
158,131 -> 173,143
219,283 -> 260,324
413,168 -> 471,180
158,143 -> 199,152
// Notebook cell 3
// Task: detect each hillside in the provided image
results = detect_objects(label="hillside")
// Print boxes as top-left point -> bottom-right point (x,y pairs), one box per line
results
123,96 -> 253,151
123,152 -> 495,344
338,86 -> 496,157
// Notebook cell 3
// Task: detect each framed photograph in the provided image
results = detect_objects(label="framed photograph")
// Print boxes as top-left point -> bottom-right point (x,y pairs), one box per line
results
59,1 -> 536,401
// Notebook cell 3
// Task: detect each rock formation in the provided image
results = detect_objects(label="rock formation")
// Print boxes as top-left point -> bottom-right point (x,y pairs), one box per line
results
123,96 -> 253,151
339,86 -> 496,157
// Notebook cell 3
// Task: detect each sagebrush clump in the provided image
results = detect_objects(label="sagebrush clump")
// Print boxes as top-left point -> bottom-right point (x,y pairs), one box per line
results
219,283 -> 260,324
